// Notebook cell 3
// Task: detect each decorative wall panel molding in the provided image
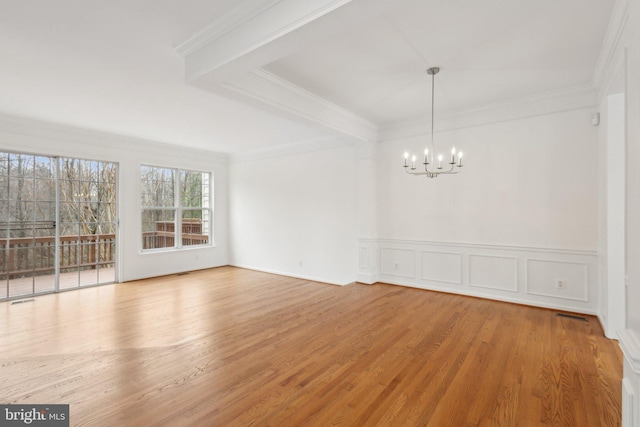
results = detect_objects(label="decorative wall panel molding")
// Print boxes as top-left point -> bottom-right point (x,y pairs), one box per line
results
360,238 -> 599,314
620,330 -> 640,427
380,248 -> 415,279
525,258 -> 588,301
622,378 -> 636,427
357,238 -> 377,284
469,254 -> 518,292
421,251 -> 462,285
620,330 -> 640,374
359,246 -> 370,270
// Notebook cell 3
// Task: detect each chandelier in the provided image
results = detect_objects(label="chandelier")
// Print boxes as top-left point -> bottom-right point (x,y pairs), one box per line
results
403,67 -> 463,178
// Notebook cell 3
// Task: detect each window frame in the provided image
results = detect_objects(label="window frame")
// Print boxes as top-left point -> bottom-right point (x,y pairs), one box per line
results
140,164 -> 213,253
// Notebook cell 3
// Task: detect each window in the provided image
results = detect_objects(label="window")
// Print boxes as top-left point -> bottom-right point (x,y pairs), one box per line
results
140,166 -> 211,251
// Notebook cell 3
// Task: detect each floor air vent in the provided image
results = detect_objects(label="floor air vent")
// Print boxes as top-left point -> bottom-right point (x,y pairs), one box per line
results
556,312 -> 588,322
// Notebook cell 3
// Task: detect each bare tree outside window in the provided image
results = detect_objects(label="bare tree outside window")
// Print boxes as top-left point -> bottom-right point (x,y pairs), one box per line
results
1,151 -> 117,298
141,166 -> 211,250
58,158 -> 117,274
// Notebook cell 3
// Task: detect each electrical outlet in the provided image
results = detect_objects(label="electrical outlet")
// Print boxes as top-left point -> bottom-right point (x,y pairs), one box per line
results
555,280 -> 564,289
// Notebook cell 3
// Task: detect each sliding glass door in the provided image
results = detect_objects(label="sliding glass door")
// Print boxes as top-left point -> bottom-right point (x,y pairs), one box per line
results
0,151 -> 117,300
58,158 -> 117,289
0,153 -> 57,298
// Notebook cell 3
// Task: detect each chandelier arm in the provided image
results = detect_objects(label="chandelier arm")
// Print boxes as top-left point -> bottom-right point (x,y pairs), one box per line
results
405,166 -> 459,177
433,164 -> 459,175
404,167 -> 431,175
408,172 -> 439,178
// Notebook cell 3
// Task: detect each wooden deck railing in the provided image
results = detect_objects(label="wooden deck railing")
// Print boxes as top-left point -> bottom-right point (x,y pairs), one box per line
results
1,220 -> 209,278
0,234 -> 115,279
142,232 -> 209,249
143,219 -> 209,249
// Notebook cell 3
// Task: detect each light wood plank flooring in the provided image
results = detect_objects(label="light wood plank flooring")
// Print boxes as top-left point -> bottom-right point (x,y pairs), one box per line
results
0,266 -> 622,426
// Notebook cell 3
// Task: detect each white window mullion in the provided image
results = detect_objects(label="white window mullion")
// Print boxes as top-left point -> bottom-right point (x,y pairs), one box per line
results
202,172 -> 210,236
175,170 -> 182,249
54,157 -> 60,292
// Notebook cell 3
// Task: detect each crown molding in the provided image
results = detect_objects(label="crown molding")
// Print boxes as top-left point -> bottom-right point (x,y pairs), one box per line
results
220,68 -> 377,142
0,112 -> 229,163
175,0 -> 280,56
592,0 -> 630,94
378,85 -> 597,142
228,135 -> 351,163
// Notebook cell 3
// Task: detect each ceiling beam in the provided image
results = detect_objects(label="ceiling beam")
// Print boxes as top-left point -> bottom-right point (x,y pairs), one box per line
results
176,0 -> 394,142
177,0 -> 354,85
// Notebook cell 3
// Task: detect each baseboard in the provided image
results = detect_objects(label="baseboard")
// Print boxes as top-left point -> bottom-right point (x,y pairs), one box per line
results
356,272 -> 377,284
378,277 -> 599,316
229,264 -> 351,286
596,312 -> 618,339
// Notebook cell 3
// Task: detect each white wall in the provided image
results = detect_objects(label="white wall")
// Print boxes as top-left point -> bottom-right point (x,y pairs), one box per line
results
228,140 -> 358,285
377,108 -> 598,249
605,93 -> 626,339
597,94 -> 609,331
0,114 -> 229,282
357,106 -> 601,313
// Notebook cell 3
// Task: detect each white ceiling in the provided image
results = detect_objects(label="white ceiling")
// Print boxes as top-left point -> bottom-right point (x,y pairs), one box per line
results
265,0 -> 612,124
0,0 -> 615,153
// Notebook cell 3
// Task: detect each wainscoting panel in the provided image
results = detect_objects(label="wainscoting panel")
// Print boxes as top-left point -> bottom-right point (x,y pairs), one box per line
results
620,330 -> 640,427
622,378 -> 636,427
526,258 -> 588,302
380,248 -> 416,279
365,238 -> 599,314
421,251 -> 462,284
357,239 -> 377,284
469,254 -> 518,292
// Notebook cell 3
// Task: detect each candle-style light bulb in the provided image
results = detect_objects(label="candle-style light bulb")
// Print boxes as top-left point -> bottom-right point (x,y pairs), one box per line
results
438,154 -> 443,169
424,148 -> 429,164
404,151 -> 409,167
411,155 -> 416,169
457,151 -> 463,167
451,147 -> 456,163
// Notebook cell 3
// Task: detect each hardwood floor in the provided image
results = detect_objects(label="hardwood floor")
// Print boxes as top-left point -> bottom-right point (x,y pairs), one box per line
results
0,266 -> 622,426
